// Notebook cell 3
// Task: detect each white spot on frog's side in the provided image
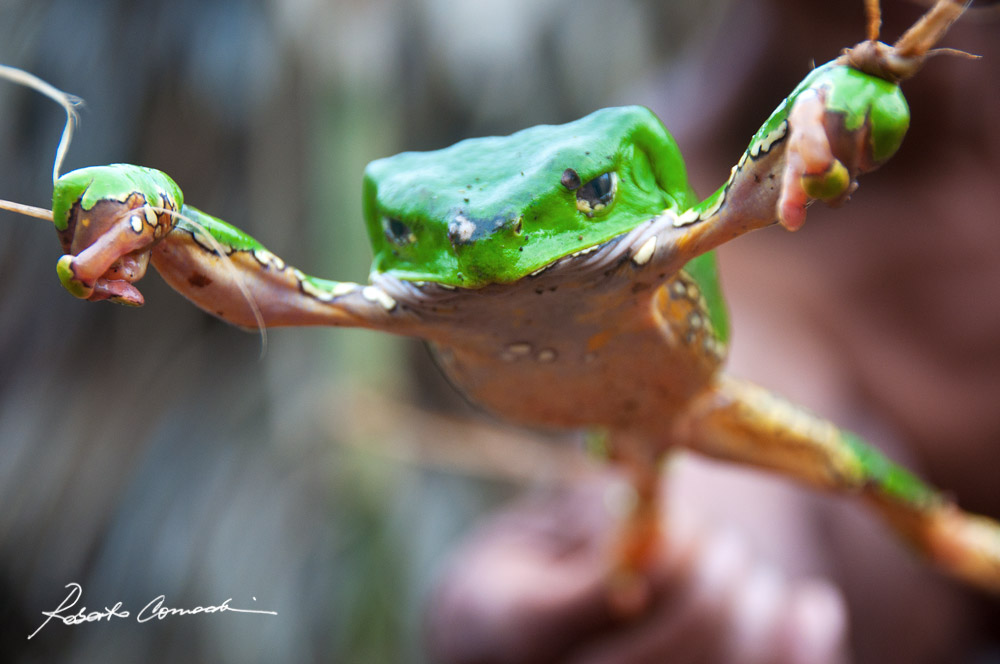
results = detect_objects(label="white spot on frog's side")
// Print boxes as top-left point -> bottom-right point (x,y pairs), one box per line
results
332,282 -> 358,297
703,336 -> 727,362
500,342 -> 533,362
362,285 -> 397,311
673,208 -> 700,228
129,215 -> 143,233
190,230 -> 214,253
537,348 -> 557,363
449,214 -> 476,244
735,150 -> 749,174
631,236 -> 657,266
570,245 -> 600,259
253,249 -> 286,271
301,279 -> 358,303
142,205 -> 158,227
750,120 -> 789,159
670,280 -> 687,299
301,279 -> 335,302
529,263 -> 554,277
701,190 -> 726,220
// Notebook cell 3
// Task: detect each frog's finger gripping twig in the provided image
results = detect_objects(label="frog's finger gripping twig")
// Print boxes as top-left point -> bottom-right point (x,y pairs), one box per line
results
775,0 -> 974,230
777,90 -> 850,231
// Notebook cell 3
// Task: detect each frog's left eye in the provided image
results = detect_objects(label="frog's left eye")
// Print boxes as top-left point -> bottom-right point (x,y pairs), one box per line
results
575,172 -> 617,216
382,217 -> 416,245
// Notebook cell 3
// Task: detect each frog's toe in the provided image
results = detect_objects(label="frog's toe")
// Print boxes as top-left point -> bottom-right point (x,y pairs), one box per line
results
93,278 -> 145,306
56,254 -> 95,300
56,254 -> 146,305
778,90 -> 855,231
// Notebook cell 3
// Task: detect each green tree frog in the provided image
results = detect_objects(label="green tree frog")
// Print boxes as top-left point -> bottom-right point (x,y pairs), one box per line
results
12,0 -> 1000,597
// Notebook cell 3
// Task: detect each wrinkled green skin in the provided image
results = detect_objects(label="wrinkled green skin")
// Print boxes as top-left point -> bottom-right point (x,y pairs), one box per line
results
41,61 -> 1000,593
363,105 -> 694,287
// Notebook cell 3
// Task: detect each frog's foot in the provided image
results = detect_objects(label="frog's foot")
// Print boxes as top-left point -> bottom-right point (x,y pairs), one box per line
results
56,246 -> 151,306
57,256 -> 146,306
55,199 -> 165,305
777,90 -> 854,231
775,1 -> 975,231
674,375 -> 1000,594
603,434 -> 665,616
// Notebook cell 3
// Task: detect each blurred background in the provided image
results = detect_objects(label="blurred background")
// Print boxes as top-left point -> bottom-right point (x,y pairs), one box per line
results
0,0 -> 997,662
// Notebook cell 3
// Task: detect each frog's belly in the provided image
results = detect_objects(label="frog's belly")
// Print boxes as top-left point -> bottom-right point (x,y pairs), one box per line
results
430,278 -> 725,438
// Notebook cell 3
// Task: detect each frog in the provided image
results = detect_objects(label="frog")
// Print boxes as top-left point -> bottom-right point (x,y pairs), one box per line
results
5,0 -> 999,595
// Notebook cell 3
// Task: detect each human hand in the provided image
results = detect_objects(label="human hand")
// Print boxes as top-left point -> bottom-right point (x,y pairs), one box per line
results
426,473 -> 848,664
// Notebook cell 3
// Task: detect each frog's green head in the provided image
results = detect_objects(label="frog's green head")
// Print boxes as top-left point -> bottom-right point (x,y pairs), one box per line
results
363,106 -> 697,288
52,164 -> 184,232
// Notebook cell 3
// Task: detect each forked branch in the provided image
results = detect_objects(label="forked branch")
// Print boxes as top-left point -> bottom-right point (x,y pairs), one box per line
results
841,0 -> 975,82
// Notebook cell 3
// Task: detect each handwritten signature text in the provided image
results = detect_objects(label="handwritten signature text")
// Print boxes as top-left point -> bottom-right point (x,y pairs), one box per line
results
28,583 -> 277,640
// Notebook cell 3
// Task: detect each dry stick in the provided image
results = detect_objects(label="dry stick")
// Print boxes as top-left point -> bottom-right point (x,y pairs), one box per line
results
893,0 -> 968,58
0,199 -> 53,222
0,64 -> 81,183
866,0 -> 883,41
0,64 -> 82,222
841,0 -> 974,82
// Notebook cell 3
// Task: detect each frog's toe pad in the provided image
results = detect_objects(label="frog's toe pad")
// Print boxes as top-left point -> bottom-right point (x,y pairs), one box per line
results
56,255 -> 94,300
801,159 -> 851,203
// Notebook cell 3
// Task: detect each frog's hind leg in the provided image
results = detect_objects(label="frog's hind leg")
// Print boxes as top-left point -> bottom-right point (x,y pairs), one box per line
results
600,433 -> 669,615
674,375 -> 1000,594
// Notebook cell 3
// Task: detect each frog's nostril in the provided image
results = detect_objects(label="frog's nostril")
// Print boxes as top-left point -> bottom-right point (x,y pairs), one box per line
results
561,168 -> 582,190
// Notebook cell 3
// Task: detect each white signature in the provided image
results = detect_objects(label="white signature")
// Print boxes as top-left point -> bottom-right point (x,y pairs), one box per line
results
28,582 -> 277,640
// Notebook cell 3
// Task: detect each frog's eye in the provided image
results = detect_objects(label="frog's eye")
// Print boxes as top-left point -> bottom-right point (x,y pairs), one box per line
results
575,172 -> 617,216
382,217 -> 416,245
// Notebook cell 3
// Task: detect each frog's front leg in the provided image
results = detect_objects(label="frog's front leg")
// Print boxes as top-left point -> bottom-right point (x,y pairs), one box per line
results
667,62 -> 907,267
149,205 -> 407,332
673,375 -> 1000,594
52,164 -> 417,334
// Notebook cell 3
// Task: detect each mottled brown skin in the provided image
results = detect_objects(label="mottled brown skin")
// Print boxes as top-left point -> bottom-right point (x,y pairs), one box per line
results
408,124 -> 795,448
429,262 -> 721,444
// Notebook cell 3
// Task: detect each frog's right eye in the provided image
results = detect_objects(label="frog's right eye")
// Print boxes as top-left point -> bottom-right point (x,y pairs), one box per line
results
382,217 -> 416,245
575,171 -> 617,217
